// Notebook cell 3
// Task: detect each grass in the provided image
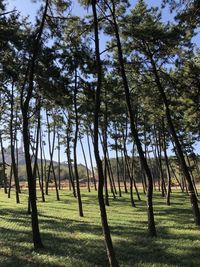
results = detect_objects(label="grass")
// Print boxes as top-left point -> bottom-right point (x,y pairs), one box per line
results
0,188 -> 200,267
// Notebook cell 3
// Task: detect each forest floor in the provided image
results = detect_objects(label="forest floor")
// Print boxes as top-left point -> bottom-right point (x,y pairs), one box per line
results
0,188 -> 200,267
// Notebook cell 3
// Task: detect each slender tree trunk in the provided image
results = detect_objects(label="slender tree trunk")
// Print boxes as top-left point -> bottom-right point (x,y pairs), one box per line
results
194,155 -> 200,182
66,119 -> 76,198
22,112 -> 43,248
120,149 -> 128,193
131,144 -> 141,201
0,131 -> 7,193
15,124 -> 21,194
32,100 -> 41,202
100,131 -> 116,201
92,0 -> 119,265
148,49 -> 200,225
46,112 -> 60,200
147,144 -> 157,191
40,129 -> 45,202
169,160 -> 183,191
162,123 -> 172,206
79,134 -> 90,192
57,131 -> 61,190
152,140 -> 161,192
103,88 -> 110,202
87,130 -> 97,190
107,152 -> 117,195
114,126 -> 121,197
104,157 -> 110,206
41,131 -> 48,194
110,3 -> 156,236
8,165 -> 12,198
122,130 -> 135,207
45,111 -> 51,195
20,0 -> 49,249
156,130 -> 167,196
100,132 -> 110,205
10,83 -> 20,204
185,154 -> 198,198
73,68 -> 83,217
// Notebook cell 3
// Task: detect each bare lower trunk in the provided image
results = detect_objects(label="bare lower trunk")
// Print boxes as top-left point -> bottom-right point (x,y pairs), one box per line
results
10,83 -> 20,204
149,50 -> 200,225
0,131 -> 7,194
79,134 -> 90,192
111,3 -> 156,236
73,68 -> 83,217
92,0 -> 119,265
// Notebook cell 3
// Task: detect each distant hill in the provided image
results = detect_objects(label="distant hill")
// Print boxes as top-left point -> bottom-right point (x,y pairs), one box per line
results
0,146 -> 59,166
0,146 -> 25,165
0,147 -> 91,181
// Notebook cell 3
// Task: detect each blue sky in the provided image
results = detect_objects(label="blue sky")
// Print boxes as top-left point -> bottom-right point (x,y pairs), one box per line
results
6,0 -> 175,21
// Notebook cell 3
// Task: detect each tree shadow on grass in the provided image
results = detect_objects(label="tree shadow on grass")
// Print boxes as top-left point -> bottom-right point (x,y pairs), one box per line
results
0,208 -> 107,267
0,192 -> 200,267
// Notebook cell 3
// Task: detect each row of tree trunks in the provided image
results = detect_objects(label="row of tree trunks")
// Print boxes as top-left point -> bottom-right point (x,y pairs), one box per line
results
147,46 -> 200,226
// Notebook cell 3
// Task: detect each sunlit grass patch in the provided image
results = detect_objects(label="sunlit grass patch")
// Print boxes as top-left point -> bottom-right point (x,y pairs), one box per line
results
0,188 -> 200,266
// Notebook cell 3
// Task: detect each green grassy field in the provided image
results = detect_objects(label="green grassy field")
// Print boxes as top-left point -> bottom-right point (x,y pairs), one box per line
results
0,188 -> 200,267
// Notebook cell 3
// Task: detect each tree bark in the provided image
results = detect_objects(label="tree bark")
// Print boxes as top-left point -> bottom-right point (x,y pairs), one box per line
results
87,130 -> 97,190
79,134 -> 90,192
109,1 -> 156,236
0,131 -> 7,194
10,82 -> 20,204
91,0 -> 119,265
148,49 -> 200,225
73,68 -> 83,217
20,0 -> 49,249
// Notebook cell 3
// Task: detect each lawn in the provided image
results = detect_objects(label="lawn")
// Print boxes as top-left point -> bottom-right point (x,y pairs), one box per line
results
0,188 -> 200,267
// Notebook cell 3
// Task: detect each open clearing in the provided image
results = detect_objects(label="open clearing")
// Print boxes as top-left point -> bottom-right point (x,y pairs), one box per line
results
0,189 -> 200,267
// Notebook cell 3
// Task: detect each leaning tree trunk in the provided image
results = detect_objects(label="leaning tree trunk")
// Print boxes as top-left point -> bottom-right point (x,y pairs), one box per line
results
100,131 -> 116,200
32,99 -> 41,202
91,0 -> 119,266
22,109 -> 43,248
148,48 -> 200,226
50,127 -> 60,200
110,2 -> 156,236
79,134 -> 91,192
122,129 -> 135,207
46,112 -> 60,200
20,0 -> 49,249
86,130 -> 97,190
130,144 -> 141,201
185,153 -> 198,198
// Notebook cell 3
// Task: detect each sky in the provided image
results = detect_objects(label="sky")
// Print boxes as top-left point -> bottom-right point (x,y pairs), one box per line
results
5,0 -> 175,21
3,0 -> 200,164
